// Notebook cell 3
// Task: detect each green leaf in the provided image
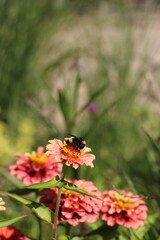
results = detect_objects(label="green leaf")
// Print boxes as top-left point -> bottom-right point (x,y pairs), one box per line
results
26,176 -> 63,189
33,74 -> 58,106
9,188 -> 37,195
74,83 -> 108,118
85,98 -> 119,138
9,192 -> 53,223
118,227 -> 131,240
58,89 -> 71,129
22,178 -> 102,200
131,214 -> 158,239
62,180 -> 102,200
71,72 -> 81,114
57,235 -> 71,240
24,98 -> 58,135
44,49 -> 78,73
144,131 -> 160,154
0,192 -> 53,224
122,170 -> 137,193
0,215 -> 27,228
84,224 -> 118,240
88,83 -> 108,104
71,238 -> 82,240
128,229 -> 142,240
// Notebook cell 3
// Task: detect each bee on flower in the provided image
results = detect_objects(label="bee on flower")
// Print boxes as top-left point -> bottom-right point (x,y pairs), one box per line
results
46,135 -> 95,169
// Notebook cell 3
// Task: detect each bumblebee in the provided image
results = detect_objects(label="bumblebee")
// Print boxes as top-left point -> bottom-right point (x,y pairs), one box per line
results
66,134 -> 86,150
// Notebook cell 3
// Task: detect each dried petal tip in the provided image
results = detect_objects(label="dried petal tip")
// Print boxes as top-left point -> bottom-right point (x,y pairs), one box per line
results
101,190 -> 148,228
0,197 -> 6,211
46,135 -> 95,169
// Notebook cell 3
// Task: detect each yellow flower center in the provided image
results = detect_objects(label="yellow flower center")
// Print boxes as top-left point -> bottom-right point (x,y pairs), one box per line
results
29,151 -> 47,164
113,193 -> 132,208
61,144 -> 82,159
62,188 -> 80,197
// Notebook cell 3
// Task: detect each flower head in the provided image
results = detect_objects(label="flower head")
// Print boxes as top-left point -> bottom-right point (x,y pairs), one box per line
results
40,179 -> 102,226
0,197 -> 6,211
101,189 -> 148,228
46,136 -> 95,169
9,146 -> 62,185
0,226 -> 30,240
86,102 -> 98,113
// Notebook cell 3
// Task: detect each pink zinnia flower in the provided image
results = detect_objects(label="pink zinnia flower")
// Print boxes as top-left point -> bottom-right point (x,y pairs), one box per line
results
0,226 -> 30,240
40,179 -> 102,226
46,137 -> 95,169
101,190 -> 148,228
9,146 -> 62,185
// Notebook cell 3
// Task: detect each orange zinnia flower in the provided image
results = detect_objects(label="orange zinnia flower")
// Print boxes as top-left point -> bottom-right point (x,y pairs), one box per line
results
40,179 -> 102,226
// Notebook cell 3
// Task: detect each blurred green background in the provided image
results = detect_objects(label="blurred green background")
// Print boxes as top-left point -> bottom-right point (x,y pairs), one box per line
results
0,0 -> 160,239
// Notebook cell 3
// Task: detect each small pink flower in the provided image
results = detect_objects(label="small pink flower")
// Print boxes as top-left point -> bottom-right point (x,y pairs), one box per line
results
86,102 -> 98,113
101,190 -> 148,228
0,226 -> 30,240
9,146 -> 62,185
46,137 -> 95,169
40,179 -> 102,226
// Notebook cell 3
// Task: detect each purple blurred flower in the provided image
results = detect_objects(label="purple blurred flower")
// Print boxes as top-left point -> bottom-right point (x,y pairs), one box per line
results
86,102 -> 98,113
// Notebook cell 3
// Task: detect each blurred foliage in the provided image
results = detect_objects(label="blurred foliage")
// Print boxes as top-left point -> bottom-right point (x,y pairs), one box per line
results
0,0 -> 65,134
0,118 -> 35,164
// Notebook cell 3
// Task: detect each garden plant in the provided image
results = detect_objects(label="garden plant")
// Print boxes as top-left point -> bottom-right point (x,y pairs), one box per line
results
0,1 -> 160,240
0,134 -> 149,240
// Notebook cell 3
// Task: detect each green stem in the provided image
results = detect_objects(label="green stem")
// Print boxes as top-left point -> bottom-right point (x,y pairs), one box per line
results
52,165 -> 68,240
37,216 -> 43,240
52,187 -> 62,240
35,191 -> 43,240
61,165 -> 68,180
66,223 -> 71,236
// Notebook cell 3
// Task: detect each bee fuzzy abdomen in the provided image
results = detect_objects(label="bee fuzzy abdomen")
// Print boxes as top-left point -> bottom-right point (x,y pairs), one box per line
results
66,135 -> 86,150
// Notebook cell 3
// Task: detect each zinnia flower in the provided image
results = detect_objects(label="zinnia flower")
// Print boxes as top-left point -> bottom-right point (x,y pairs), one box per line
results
101,189 -> 148,228
0,197 -> 6,211
46,136 -> 95,169
40,179 -> 102,226
9,146 -> 62,185
0,226 -> 30,240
